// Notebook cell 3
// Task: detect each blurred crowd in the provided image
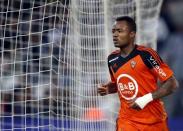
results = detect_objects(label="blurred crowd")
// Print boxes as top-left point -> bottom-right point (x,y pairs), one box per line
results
157,0 -> 183,117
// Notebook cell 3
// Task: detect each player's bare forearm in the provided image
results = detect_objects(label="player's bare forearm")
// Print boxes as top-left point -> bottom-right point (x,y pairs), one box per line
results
98,81 -> 117,96
152,76 -> 179,100
107,82 -> 117,94
130,76 -> 178,110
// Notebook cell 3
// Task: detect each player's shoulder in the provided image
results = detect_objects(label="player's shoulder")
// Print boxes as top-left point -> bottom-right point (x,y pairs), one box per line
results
136,44 -> 156,54
108,50 -> 120,57
136,44 -> 162,64
108,50 -> 120,62
136,44 -> 159,57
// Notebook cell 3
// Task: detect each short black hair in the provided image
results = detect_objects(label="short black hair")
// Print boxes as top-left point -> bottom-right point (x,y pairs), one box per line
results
116,16 -> 136,32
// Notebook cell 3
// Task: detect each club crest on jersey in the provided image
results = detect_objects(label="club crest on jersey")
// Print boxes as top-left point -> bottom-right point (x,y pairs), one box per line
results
130,60 -> 136,68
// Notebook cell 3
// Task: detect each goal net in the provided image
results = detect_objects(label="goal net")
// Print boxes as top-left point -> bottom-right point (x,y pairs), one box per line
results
0,0 -> 162,130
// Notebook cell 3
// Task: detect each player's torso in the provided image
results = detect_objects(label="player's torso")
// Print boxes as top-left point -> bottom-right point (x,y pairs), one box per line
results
108,46 -> 157,102
108,45 -> 169,124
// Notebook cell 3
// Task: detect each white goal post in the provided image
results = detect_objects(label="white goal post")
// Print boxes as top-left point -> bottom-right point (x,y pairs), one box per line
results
0,0 -> 162,130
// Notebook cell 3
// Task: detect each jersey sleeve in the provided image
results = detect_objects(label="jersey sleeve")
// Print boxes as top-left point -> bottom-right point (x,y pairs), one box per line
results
141,48 -> 173,82
108,56 -> 116,83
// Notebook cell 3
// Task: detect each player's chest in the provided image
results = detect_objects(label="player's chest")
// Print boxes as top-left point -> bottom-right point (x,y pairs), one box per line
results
109,55 -> 146,77
109,55 -> 148,100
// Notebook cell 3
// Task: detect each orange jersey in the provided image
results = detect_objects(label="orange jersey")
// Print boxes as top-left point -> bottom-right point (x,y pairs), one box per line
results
108,44 -> 173,124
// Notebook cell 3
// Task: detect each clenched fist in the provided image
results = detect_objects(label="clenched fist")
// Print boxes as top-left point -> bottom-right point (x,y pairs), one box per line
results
97,84 -> 109,96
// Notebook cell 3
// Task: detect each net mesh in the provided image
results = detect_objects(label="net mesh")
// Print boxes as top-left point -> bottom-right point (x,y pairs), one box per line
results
0,0 -> 162,130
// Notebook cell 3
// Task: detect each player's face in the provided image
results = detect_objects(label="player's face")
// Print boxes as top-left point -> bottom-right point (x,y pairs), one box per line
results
112,21 -> 135,48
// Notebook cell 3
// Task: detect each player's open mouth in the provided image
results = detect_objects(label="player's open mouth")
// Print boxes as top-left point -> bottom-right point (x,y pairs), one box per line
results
113,39 -> 118,42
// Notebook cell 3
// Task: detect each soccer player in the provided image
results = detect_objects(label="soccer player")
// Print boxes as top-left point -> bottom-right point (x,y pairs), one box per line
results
98,16 -> 179,131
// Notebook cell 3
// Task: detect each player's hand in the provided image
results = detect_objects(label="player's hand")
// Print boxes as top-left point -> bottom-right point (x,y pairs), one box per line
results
129,93 -> 153,110
129,99 -> 142,111
97,84 -> 109,96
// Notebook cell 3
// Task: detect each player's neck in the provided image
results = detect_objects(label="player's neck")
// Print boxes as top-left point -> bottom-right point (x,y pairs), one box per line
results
120,43 -> 135,57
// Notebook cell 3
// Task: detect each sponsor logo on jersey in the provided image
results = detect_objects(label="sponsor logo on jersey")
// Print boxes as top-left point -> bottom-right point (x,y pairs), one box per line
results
117,74 -> 138,100
109,57 -> 119,63
149,56 -> 167,77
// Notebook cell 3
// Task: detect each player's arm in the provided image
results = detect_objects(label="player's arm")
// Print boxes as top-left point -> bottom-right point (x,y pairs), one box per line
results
98,55 -> 118,96
98,82 -> 117,96
130,76 -> 178,110
130,48 -> 179,110
152,75 -> 178,99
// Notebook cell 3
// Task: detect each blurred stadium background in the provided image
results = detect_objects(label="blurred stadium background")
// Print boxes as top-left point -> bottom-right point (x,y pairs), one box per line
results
0,0 -> 183,130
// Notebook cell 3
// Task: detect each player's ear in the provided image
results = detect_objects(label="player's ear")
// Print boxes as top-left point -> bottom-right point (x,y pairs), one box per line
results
130,31 -> 136,38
